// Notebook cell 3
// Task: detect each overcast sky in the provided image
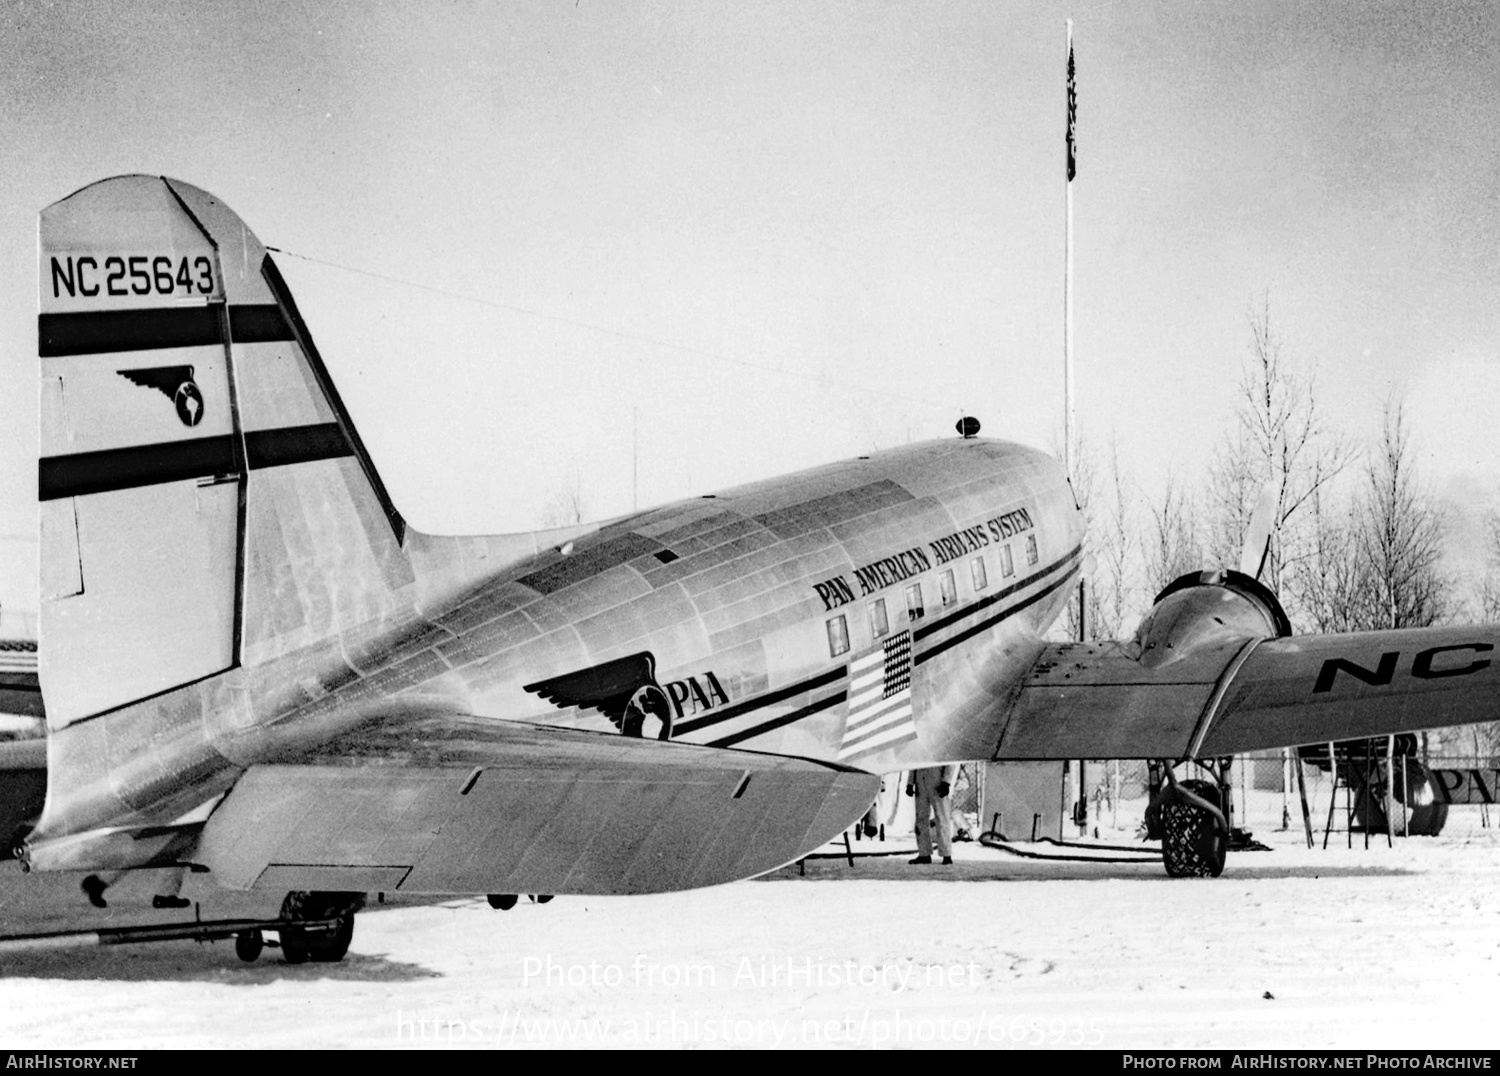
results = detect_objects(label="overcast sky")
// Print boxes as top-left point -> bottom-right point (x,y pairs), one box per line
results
2,1 -> 1497,614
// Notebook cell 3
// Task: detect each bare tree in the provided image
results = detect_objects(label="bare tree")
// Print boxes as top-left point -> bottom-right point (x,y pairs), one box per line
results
1208,298 -> 1351,609
1063,433 -> 1144,641
1295,399 -> 1451,633
1290,466 -> 1373,634
1205,425 -> 1263,573
1093,436 -> 1138,639
540,475 -> 588,529
1354,399 -> 1449,630
1477,512 -> 1500,623
1144,470 -> 1202,596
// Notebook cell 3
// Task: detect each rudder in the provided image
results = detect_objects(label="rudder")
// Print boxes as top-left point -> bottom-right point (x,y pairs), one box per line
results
38,176 -> 413,729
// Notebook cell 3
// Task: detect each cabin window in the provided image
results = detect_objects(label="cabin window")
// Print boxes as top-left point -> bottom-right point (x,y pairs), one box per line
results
1000,544 -> 1015,577
939,569 -> 957,607
904,582 -> 925,621
1026,534 -> 1039,566
827,614 -> 850,657
971,556 -> 988,591
869,597 -> 889,638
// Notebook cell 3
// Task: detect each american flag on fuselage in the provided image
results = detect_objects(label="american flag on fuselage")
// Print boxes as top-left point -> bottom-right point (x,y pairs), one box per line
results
838,630 -> 915,762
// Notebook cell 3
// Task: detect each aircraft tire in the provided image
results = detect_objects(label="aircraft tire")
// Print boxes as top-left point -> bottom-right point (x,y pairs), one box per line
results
487,894 -> 519,910
278,915 -> 353,964
279,932 -> 309,965
308,914 -> 355,963
1161,780 -> 1226,878
235,929 -> 264,963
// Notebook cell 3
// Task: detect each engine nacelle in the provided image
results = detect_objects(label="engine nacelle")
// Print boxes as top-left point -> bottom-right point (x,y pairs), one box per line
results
1132,569 -> 1291,669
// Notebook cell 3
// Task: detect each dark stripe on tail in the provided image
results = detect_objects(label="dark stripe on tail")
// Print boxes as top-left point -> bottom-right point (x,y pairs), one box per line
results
39,423 -> 353,501
244,423 -> 350,470
38,304 -> 292,357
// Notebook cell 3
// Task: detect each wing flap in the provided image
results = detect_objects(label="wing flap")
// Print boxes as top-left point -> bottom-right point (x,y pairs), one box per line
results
194,716 -> 877,895
996,639 -> 1241,760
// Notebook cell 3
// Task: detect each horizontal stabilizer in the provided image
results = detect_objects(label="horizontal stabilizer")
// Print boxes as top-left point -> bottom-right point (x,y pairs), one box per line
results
192,716 -> 878,895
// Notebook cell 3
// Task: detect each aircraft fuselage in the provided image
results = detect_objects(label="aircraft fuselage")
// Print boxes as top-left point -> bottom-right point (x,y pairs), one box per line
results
368,435 -> 1083,774
42,436 -> 1083,847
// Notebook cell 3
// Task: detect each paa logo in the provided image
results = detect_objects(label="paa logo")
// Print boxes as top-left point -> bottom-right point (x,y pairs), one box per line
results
661,671 -> 730,719
119,365 -> 204,427
523,653 -> 731,742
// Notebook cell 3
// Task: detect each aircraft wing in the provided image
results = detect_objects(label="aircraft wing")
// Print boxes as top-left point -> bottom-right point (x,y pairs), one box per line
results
193,714 -> 877,895
997,625 -> 1500,761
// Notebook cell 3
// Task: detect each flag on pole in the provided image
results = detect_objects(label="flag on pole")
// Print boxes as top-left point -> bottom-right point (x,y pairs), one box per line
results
1066,34 -> 1077,182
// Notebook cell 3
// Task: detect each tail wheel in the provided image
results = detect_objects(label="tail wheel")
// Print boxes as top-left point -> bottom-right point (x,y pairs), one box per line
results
279,932 -> 309,965
279,914 -> 354,964
308,914 -> 355,963
277,891 -> 363,964
1161,779 -> 1227,878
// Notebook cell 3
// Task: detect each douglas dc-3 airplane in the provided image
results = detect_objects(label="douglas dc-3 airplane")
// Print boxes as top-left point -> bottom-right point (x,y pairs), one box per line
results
4,174 -> 1499,962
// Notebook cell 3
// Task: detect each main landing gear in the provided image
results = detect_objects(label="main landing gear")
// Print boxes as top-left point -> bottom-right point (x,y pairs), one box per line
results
1145,760 -> 1231,878
486,893 -> 554,909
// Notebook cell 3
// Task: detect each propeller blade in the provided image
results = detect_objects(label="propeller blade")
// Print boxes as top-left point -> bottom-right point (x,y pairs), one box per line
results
1238,484 -> 1278,580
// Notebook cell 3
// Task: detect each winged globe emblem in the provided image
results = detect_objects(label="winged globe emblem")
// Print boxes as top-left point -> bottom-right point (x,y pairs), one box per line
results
524,652 -> 674,740
118,365 -> 204,427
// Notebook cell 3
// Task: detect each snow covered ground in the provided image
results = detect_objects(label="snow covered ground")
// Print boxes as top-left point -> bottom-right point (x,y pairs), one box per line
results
2,813 -> 1499,1050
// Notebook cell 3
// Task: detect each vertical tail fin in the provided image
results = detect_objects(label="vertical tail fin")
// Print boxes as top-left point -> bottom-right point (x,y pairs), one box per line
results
39,175 -> 413,728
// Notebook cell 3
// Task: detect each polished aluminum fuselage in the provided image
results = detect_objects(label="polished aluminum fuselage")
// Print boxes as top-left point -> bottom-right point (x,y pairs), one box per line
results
40,436 -> 1082,840
425,437 -> 1083,772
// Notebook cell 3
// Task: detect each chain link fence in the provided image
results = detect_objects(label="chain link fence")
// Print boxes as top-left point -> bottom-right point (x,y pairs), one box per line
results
1064,753 -> 1500,841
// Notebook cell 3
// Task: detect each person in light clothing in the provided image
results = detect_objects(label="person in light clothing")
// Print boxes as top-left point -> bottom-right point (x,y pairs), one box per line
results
906,764 -> 958,865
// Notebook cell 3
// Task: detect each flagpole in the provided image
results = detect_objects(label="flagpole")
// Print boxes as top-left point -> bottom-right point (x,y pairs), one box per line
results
1064,19 -> 1075,483
1064,19 -> 1086,836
